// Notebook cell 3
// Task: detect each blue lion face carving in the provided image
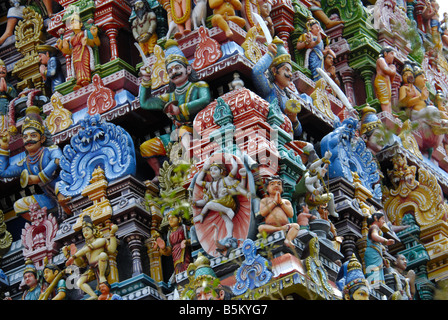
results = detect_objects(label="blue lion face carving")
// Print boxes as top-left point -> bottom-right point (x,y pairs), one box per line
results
320,117 -> 381,200
76,114 -> 107,152
59,114 -> 136,197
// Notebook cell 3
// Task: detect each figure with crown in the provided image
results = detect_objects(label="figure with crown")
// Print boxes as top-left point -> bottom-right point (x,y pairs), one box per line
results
56,10 -> 100,91
0,106 -> 64,220
139,39 -> 211,183
0,58 -> 17,132
252,37 -> 303,139
63,215 -> 118,300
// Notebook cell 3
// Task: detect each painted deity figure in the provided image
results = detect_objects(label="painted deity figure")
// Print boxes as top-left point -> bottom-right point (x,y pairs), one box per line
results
64,215 -> 118,300
41,260 -> 67,300
296,18 -> 329,82
323,48 -> 340,88
37,45 -> 65,93
20,260 -> 42,300
374,47 -> 396,113
0,59 -> 17,131
295,150 -> 339,218
0,0 -> 24,46
154,212 -> 192,276
193,155 -> 249,248
98,282 -> 123,300
422,0 -> 442,49
258,176 -> 299,249
296,202 -> 317,236
259,0 -> 274,37
56,12 -> 100,90
0,106 -> 63,219
252,37 -> 303,139
337,254 -> 370,300
364,212 -> 395,285
399,62 -> 448,157
130,0 -> 158,56
209,0 -> 246,38
387,254 -> 415,300
139,40 -> 211,183
359,106 -> 387,154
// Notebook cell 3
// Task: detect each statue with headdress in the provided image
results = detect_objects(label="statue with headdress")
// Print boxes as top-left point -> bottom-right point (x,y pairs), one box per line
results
0,58 -> 17,133
20,259 -> 42,300
40,257 -> 67,300
192,153 -> 250,257
56,10 -> 100,91
37,44 -> 65,93
139,39 -> 211,184
252,37 -> 306,139
0,106 -> 64,220
296,17 -> 330,82
336,254 -> 370,300
63,215 -> 118,300
180,252 -> 233,300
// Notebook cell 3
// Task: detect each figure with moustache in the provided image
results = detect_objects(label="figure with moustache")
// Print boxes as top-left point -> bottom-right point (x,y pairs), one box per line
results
139,39 -> 211,183
0,106 -> 64,219
258,176 -> 300,249
252,37 -> 303,139
130,0 -> 158,56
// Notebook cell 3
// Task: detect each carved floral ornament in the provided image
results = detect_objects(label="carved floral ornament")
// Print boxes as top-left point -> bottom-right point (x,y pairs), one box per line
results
383,154 -> 448,227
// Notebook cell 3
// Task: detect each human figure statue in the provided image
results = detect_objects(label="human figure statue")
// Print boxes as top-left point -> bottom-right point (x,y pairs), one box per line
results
98,282 -> 123,300
209,0 -> 247,38
374,47 -> 396,113
0,0 -> 24,47
20,259 -> 42,300
56,12 -> 100,90
0,59 -> 17,132
296,202 -> 318,236
338,254 -> 370,300
398,62 -> 448,158
193,155 -> 249,247
298,150 -> 339,218
169,0 -> 192,38
259,0 -> 274,37
359,105 -> 387,154
0,106 -> 65,218
252,37 -> 303,139
40,259 -> 67,300
37,45 -> 65,93
130,0 -> 158,56
296,17 -> 328,81
323,48 -> 340,88
398,62 -> 428,116
63,215 -> 118,300
364,211 -> 395,285
258,176 -> 300,249
139,40 -> 211,184
154,211 -> 192,275
422,0 -> 442,50
316,203 -> 343,250
388,254 -> 415,300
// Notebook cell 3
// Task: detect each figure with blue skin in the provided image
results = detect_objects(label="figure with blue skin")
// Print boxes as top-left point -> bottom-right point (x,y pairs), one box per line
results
37,44 -> 65,93
0,106 -> 64,219
297,18 -> 325,81
252,37 -> 303,139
